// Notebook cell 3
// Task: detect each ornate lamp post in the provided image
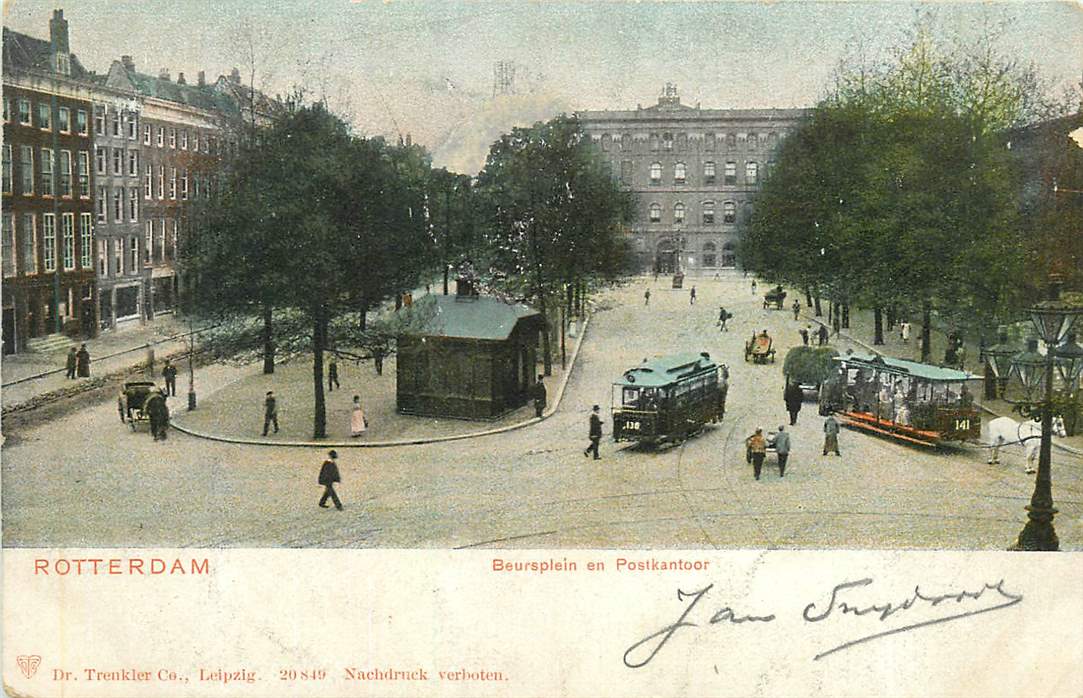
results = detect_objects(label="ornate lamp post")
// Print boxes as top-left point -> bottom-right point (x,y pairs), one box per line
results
980,325 -> 1018,399
1007,276 -> 1083,551
1055,333 -> 1083,435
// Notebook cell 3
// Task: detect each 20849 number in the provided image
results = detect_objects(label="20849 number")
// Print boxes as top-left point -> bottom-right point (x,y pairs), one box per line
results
279,669 -> 327,681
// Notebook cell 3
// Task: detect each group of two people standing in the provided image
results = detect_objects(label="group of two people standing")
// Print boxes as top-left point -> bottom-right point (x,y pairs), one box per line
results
64,344 -> 91,379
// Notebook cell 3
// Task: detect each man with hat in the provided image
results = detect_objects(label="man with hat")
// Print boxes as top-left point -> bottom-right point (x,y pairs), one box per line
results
584,405 -> 603,460
262,390 -> 279,436
318,450 -> 343,510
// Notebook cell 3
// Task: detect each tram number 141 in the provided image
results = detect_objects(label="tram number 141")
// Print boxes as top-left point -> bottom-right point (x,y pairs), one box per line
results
954,418 -> 971,432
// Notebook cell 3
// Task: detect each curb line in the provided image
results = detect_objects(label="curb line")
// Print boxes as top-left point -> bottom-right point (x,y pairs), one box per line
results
811,314 -> 1083,457
170,314 -> 593,449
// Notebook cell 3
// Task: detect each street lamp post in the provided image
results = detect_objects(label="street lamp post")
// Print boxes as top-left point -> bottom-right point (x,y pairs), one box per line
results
187,317 -> 197,411
980,325 -> 1018,400
1007,276 -> 1083,551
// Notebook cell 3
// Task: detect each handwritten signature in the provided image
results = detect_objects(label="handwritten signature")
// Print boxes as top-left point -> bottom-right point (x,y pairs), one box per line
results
623,578 -> 1023,668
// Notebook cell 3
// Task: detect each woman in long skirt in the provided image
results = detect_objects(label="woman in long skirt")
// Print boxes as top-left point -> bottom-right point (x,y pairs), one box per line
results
350,395 -> 367,437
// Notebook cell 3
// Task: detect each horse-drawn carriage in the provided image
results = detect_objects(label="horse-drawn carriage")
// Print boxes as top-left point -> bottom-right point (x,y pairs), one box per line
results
763,285 -> 786,310
744,331 -> 776,364
611,352 -> 727,446
818,353 -> 981,447
122,381 -> 160,430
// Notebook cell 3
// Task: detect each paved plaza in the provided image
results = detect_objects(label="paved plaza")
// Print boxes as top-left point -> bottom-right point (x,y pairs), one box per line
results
2,275 -> 1082,550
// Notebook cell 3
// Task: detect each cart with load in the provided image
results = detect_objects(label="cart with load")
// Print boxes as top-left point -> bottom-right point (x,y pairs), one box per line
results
744,331 -> 776,364
122,381 -> 159,431
763,285 -> 787,310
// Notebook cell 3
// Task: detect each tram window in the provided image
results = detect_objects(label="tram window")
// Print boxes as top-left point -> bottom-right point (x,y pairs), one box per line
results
623,387 -> 641,406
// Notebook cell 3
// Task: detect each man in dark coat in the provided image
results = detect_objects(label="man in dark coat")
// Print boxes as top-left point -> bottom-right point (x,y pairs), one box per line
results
718,306 -> 729,332
792,299 -> 801,321
318,450 -> 343,510
327,357 -> 340,391
162,359 -> 178,397
533,375 -> 547,418
799,327 -> 810,346
263,391 -> 279,435
784,381 -> 804,425
644,288 -> 651,306
65,347 -> 78,379
75,344 -> 91,377
145,390 -> 170,441
817,325 -> 829,346
584,405 -> 603,460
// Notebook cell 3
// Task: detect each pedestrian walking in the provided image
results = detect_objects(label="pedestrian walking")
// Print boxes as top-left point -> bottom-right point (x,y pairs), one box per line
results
328,357 -> 340,392
350,395 -> 367,437
900,321 -> 911,342
584,405 -> 603,460
146,389 -> 169,441
717,306 -> 729,332
792,299 -> 801,321
117,391 -> 127,423
532,375 -> 547,418
162,359 -> 177,397
799,327 -> 810,346
373,348 -> 386,376
65,347 -> 77,379
773,425 -> 791,477
832,314 -> 841,337
318,450 -> 343,510
644,288 -> 651,306
262,390 -> 279,435
746,428 -> 767,480
784,381 -> 804,425
823,414 -> 841,456
751,279 -> 758,295
817,324 -> 829,346
75,343 -> 91,377
689,286 -> 697,305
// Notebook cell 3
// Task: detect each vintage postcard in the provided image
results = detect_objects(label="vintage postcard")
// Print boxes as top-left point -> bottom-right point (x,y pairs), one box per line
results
2,1 -> 1082,696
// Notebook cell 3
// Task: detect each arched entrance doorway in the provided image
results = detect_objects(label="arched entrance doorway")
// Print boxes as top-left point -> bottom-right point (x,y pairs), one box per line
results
655,239 -> 678,274
721,242 -> 737,268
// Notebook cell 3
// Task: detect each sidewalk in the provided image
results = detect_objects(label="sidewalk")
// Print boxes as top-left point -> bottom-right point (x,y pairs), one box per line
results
1,316 -> 200,408
813,305 -> 1083,455
171,316 -> 590,447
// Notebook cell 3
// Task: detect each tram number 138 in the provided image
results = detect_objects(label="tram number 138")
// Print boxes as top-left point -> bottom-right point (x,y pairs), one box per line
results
624,421 -> 641,431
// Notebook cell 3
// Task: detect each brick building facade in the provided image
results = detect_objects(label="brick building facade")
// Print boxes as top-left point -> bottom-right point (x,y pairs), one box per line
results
577,84 -> 808,274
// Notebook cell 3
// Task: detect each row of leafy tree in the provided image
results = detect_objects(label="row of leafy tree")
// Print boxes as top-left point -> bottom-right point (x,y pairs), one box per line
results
739,17 -> 1076,361
181,97 -> 634,437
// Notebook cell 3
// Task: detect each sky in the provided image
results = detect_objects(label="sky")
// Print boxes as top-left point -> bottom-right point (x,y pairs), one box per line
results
4,1 -> 1081,172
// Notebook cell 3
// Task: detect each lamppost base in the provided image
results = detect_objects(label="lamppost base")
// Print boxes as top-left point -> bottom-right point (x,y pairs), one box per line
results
187,390 -> 197,411
1009,505 -> 1059,551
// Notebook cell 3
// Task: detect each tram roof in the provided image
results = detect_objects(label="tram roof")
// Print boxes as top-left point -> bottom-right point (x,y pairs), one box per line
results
615,352 -> 718,387
834,352 -> 972,381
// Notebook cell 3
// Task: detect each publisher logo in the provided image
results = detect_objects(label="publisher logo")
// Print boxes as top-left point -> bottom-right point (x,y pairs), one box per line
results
17,655 -> 41,679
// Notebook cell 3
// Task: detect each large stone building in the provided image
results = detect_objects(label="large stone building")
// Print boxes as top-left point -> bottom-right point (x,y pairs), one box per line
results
577,84 -> 809,274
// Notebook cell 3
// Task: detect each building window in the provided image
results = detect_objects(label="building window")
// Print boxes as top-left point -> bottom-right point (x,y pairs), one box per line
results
59,150 -> 72,197
143,124 -> 152,145
19,146 -> 33,194
723,201 -> 736,224
80,213 -> 92,268
649,203 -> 662,222
112,148 -> 123,176
158,166 -> 164,199
737,133 -> 747,148
112,111 -> 121,137
192,132 -> 200,152
703,241 -> 717,268
748,134 -> 758,150
145,221 -> 153,264
114,238 -> 123,276
2,145 -> 11,194
181,169 -> 189,200
649,133 -> 659,151
649,162 -> 662,184
745,161 -> 758,185
55,53 -> 70,75
58,107 -> 71,133
674,162 -> 686,184
676,133 -> 688,151
157,127 -> 164,147
62,213 -> 75,270
724,161 -> 736,185
41,148 -> 54,196
704,161 -> 716,184
76,109 -> 88,134
113,188 -> 123,222
169,128 -> 176,148
157,219 -> 165,262
180,130 -> 188,150
21,214 -> 37,273
145,164 -> 153,199
169,219 -> 178,259
77,151 -> 90,197
97,187 -> 107,222
2,98 -> 8,122
2,213 -> 14,277
620,160 -> 633,186
674,202 -> 685,224
18,99 -> 32,125
702,201 -> 715,225
130,236 -> 139,272
662,133 -> 673,150
127,114 -> 137,140
193,173 -> 201,199
128,150 -> 138,177
129,188 -> 139,222
95,147 -> 106,175
705,133 -> 716,151
170,168 -> 177,199
38,103 -> 51,130
620,133 -> 632,151
43,214 -> 56,271
726,134 -> 736,149
98,239 -> 107,276
94,108 -> 105,135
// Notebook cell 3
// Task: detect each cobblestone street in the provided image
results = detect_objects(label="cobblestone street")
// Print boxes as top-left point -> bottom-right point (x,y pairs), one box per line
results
3,275 -> 1082,549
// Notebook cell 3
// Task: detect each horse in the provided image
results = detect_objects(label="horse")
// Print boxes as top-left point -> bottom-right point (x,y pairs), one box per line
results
987,415 -> 1068,474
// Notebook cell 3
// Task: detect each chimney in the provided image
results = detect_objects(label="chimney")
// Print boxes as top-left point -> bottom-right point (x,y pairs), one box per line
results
121,55 -> 135,72
197,70 -> 205,87
159,68 -> 170,82
49,9 -> 70,54
230,67 -> 241,84
177,72 -> 186,85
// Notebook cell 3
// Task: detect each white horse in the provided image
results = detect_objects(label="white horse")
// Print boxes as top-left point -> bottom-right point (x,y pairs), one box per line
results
987,415 -> 1068,474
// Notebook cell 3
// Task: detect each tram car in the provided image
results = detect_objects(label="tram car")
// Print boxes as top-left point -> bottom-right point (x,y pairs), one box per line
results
612,352 -> 727,446
818,353 -> 981,447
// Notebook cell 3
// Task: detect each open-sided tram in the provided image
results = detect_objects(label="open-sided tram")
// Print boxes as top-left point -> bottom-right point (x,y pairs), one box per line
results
818,353 -> 981,447
612,352 -> 727,446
